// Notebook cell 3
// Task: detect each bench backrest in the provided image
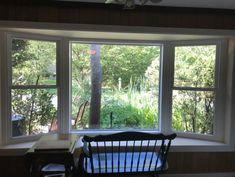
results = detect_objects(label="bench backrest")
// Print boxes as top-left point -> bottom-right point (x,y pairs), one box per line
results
82,132 -> 176,174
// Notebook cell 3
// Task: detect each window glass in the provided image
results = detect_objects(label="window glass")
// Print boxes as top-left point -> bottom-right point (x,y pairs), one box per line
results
12,39 -> 56,86
71,43 -> 160,130
172,45 -> 216,135
11,89 -> 57,136
11,39 -> 57,137
174,45 -> 216,88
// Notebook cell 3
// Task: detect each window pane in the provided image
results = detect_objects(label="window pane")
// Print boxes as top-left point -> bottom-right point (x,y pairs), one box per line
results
12,39 -> 56,86
71,43 -> 160,130
172,90 -> 215,135
174,45 -> 216,88
11,89 -> 57,137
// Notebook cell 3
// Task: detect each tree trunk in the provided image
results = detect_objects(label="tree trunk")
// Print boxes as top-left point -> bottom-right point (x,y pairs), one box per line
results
89,44 -> 102,129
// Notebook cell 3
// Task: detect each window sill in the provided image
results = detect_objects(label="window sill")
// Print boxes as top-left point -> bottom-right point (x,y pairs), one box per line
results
0,137 -> 233,156
0,141 -> 36,156
171,137 -> 234,152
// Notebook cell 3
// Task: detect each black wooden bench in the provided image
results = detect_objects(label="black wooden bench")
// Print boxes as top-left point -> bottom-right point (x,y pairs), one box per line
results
79,131 -> 176,177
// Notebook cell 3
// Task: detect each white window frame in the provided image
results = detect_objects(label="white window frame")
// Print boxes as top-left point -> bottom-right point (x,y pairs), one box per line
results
166,39 -> 228,141
69,39 -> 163,133
68,39 -> 227,142
0,32 -> 4,146
0,31 -> 229,145
2,33 -> 64,144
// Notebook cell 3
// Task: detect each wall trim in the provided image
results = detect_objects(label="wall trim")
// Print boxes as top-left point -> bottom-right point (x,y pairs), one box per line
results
1,20 -> 235,37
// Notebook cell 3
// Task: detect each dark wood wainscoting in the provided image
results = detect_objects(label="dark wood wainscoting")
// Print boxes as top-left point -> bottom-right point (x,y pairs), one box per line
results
0,1 -> 235,30
1,152 -> 235,177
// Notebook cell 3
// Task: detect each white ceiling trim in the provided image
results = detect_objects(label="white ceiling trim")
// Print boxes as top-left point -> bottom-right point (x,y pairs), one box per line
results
0,20 -> 234,41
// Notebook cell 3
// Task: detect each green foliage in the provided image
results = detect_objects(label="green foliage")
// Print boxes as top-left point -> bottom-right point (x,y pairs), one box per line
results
12,89 -> 57,135
73,77 -> 159,130
12,39 -> 56,85
174,45 -> 215,88
12,39 -> 31,67
11,39 -> 57,136
71,44 -> 160,130
172,45 -> 216,134
101,100 -> 158,129
12,41 -> 216,135
101,102 -> 141,129
144,58 -> 160,89
101,45 -> 160,88
71,43 -> 91,122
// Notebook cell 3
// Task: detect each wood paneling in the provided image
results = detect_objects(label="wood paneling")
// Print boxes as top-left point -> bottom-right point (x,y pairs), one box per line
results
1,1 -> 235,29
1,152 -> 235,177
168,152 -> 235,173
0,156 -> 28,177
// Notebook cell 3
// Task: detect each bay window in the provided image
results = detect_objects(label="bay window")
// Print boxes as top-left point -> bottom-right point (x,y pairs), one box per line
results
0,31 -> 230,146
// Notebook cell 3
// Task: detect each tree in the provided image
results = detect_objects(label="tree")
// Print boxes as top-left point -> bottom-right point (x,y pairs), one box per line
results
101,45 -> 160,88
71,44 -> 160,129
172,45 -> 216,134
11,39 -> 57,136
89,44 -> 102,128
71,43 -> 91,128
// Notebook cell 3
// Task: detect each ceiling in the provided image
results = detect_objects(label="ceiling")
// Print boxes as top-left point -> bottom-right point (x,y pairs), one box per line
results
60,0 -> 235,10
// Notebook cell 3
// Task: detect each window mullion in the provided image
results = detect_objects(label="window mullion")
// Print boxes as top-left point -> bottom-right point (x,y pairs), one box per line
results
0,32 -> 5,145
11,85 -> 57,89
6,33 -> 60,143
170,41 -> 224,140
3,33 -> 12,144
173,87 -> 215,91
159,43 -> 174,134
214,40 -> 227,142
58,38 -> 70,134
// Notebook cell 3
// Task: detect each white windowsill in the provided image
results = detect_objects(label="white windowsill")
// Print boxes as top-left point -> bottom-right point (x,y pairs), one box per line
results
170,137 -> 234,152
0,141 -> 36,156
0,137 -> 233,156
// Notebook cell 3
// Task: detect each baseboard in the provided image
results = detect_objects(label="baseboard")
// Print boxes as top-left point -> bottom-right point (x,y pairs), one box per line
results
162,173 -> 235,177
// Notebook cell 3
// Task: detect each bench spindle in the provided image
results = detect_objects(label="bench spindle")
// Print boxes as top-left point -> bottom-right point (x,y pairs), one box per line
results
118,141 -> 121,173
111,141 -> 114,173
142,140 -> 150,171
137,140 -> 143,172
161,140 -> 171,170
155,140 -> 164,171
96,142 -> 101,173
104,141 -> 108,173
149,140 -> 157,171
124,140 -> 128,172
88,142 -> 94,174
130,140 -> 136,172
